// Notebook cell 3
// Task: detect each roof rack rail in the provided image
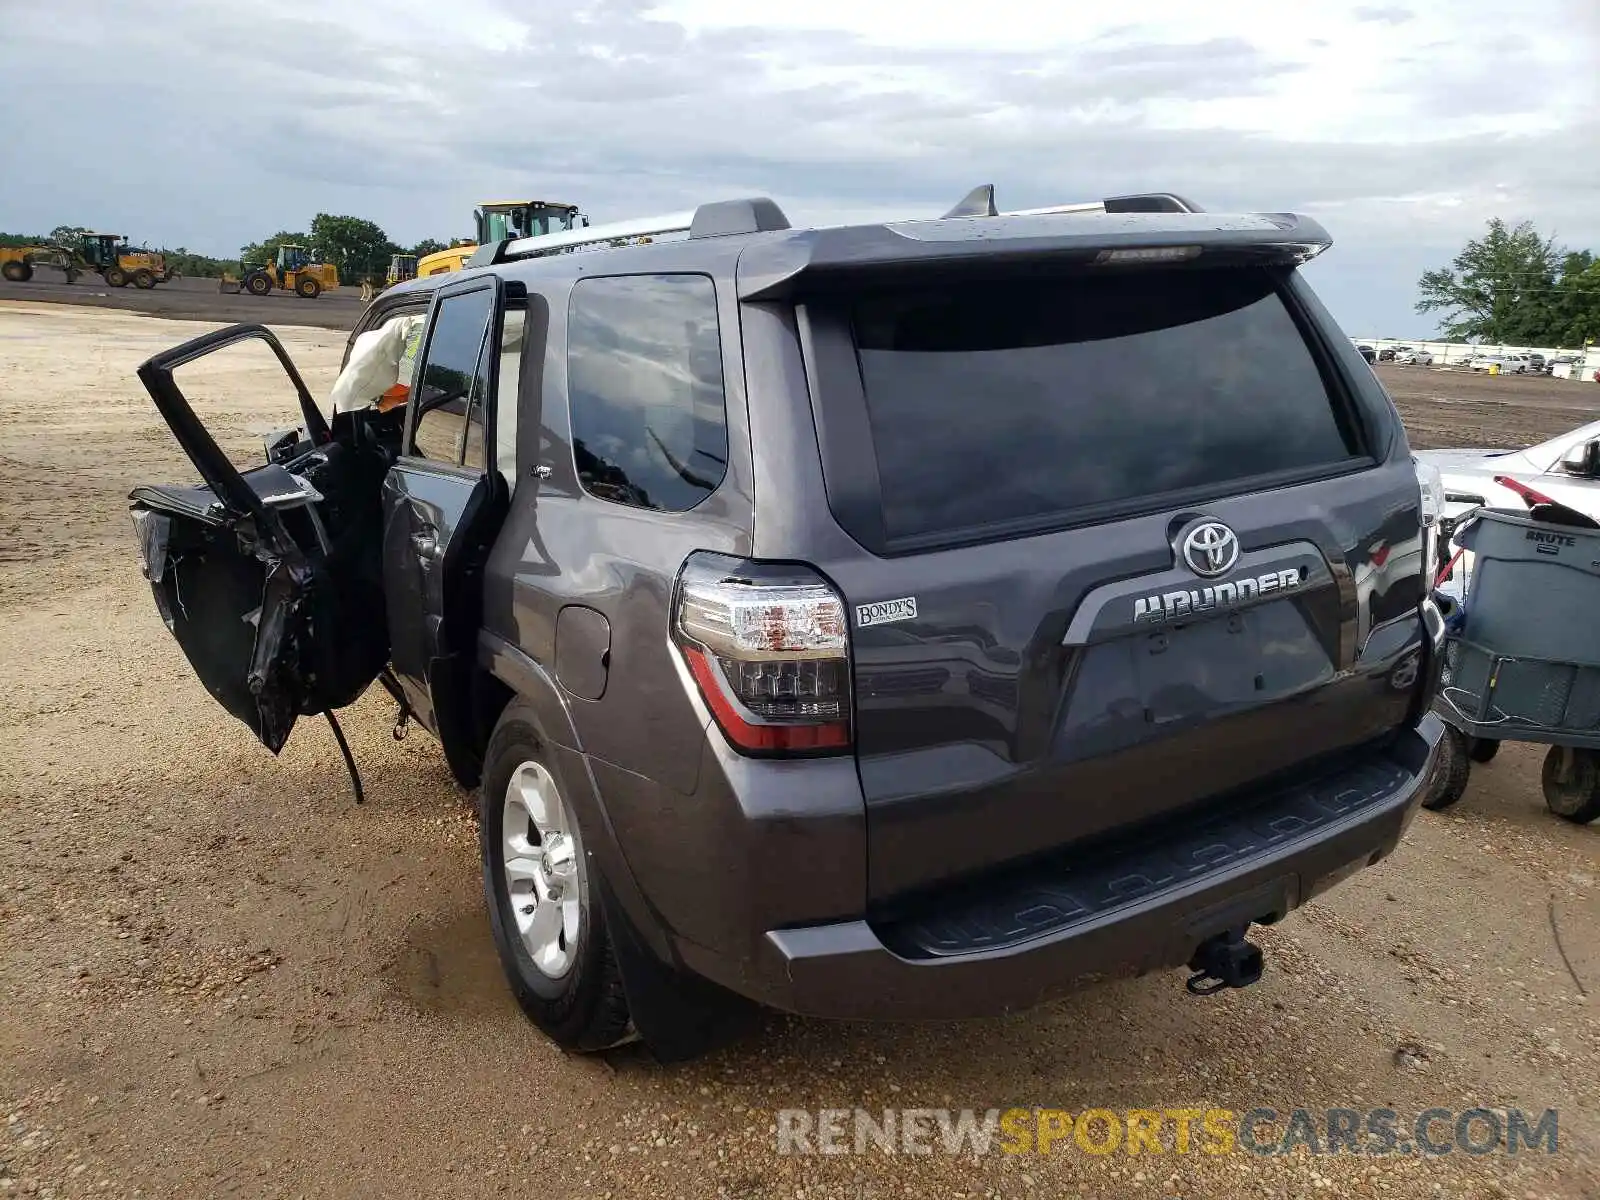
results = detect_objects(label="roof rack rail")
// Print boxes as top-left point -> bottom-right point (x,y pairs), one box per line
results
934,185 -> 1204,219
1003,192 -> 1204,216
1104,192 -> 1205,214
467,196 -> 791,268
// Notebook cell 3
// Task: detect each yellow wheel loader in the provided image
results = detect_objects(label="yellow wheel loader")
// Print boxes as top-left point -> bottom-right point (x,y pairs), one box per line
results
415,200 -> 586,277
221,244 -> 339,299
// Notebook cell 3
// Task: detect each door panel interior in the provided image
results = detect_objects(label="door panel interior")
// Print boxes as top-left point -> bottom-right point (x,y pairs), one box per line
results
130,324 -> 399,752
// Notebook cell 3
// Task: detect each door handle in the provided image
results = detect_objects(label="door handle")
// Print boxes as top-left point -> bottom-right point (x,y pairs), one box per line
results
411,527 -> 439,559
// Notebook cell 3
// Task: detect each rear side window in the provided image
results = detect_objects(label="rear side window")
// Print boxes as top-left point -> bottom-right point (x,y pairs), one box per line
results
850,269 -> 1361,542
567,274 -> 727,512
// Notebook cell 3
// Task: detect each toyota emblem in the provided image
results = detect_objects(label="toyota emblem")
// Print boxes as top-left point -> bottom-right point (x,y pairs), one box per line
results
1180,521 -> 1240,578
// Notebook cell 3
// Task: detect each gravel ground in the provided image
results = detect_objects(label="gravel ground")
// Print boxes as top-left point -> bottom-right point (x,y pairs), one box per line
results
1,300 -> 1597,1199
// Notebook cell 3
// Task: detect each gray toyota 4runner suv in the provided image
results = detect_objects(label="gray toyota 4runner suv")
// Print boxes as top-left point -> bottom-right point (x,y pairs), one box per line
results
128,188 -> 1447,1059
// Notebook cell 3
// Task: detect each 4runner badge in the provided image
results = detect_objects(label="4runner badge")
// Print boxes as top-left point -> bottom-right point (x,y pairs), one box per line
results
1133,568 -> 1304,624
856,597 -> 918,627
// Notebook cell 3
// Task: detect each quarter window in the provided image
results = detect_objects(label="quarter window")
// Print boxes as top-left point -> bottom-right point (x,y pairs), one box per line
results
567,275 -> 727,511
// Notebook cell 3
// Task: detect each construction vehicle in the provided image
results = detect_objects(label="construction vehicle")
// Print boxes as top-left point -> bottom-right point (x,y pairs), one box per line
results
77,233 -> 172,289
220,244 -> 339,299
0,243 -> 81,284
415,200 -> 586,277
385,253 -> 418,288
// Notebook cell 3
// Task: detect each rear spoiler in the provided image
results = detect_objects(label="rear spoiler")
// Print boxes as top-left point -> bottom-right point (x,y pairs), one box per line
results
735,211 -> 1332,301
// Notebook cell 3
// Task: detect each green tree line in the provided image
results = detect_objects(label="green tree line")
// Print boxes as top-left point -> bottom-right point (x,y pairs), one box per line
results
1417,218 -> 1600,347
3,215 -> 453,283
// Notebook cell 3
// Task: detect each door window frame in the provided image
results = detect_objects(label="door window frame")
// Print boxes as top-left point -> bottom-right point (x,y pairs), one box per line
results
135,323 -> 330,522
487,301 -> 541,491
401,275 -> 508,479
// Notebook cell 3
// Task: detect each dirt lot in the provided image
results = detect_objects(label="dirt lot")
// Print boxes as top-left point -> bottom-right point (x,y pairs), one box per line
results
2,299 -> 1598,1200
1382,363 -> 1600,453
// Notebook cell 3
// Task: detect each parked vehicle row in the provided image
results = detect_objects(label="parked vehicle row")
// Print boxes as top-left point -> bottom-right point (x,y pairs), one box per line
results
1351,344 -> 1591,375
1471,352 -> 1542,374
1353,343 -> 1433,366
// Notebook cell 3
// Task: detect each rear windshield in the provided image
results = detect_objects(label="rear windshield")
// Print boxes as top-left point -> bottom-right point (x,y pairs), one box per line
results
851,269 -> 1362,542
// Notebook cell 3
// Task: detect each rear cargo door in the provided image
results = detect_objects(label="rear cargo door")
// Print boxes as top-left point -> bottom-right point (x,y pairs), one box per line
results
381,275 -> 520,784
799,265 -> 1426,902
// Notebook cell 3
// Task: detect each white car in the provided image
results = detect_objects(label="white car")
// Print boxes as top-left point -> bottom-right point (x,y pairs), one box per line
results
1470,354 -> 1529,374
1414,417 -> 1600,588
1395,348 -> 1433,366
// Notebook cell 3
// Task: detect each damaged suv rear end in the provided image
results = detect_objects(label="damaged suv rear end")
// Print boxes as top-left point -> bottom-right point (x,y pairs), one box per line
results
693,202 -> 1447,1016
127,190 -> 1445,1057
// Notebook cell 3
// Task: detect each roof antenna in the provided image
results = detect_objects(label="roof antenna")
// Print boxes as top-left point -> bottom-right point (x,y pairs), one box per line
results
943,184 -> 997,219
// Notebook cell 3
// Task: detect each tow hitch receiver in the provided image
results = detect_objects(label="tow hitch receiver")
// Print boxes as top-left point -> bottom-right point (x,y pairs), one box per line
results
1186,926 -> 1264,996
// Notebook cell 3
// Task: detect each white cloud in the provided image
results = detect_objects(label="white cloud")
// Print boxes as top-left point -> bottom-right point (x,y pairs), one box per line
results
0,0 -> 1595,335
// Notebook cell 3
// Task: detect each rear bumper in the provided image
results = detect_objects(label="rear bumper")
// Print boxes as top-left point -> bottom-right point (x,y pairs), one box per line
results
676,715 -> 1444,1020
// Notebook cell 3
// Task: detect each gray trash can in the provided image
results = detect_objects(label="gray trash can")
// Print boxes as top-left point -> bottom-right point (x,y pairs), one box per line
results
1455,508 -> 1600,667
1440,507 -> 1600,748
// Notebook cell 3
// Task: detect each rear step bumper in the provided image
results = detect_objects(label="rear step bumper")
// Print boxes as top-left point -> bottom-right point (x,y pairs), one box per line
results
707,716 -> 1444,1020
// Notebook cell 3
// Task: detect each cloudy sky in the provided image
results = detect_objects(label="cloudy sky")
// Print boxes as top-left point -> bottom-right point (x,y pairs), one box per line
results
2,0 -> 1595,335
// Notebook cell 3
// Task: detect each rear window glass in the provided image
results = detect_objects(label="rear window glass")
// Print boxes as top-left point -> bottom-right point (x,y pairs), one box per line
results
851,270 -> 1361,541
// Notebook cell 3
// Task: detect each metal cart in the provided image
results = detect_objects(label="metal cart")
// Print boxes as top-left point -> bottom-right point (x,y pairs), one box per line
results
1426,506 -> 1600,823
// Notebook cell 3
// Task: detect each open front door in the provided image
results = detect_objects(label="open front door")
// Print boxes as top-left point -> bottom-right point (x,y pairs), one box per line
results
382,274 -> 516,785
129,324 -> 394,752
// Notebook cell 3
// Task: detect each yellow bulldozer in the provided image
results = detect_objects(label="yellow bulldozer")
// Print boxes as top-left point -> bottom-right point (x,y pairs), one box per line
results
221,244 -> 339,299
416,200 -> 586,278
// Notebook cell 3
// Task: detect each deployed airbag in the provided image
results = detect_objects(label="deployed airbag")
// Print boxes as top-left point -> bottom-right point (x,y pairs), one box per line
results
330,314 -> 426,414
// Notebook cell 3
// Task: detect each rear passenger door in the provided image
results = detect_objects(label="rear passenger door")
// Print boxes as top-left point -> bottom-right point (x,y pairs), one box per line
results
382,275 -> 524,783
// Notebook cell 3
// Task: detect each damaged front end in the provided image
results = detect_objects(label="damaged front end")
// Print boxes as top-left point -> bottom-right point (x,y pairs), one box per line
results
129,324 -> 394,753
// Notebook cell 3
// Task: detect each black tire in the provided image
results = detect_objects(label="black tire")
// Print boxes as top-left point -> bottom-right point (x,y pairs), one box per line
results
1468,738 -> 1501,764
1,260 -> 31,282
131,269 -> 155,290
1541,747 -> 1600,824
244,272 -> 272,297
295,275 -> 321,299
1423,725 -> 1472,811
479,704 -> 633,1051
104,266 -> 127,287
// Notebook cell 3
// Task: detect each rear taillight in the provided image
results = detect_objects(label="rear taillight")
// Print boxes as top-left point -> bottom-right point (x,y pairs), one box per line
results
672,553 -> 852,755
